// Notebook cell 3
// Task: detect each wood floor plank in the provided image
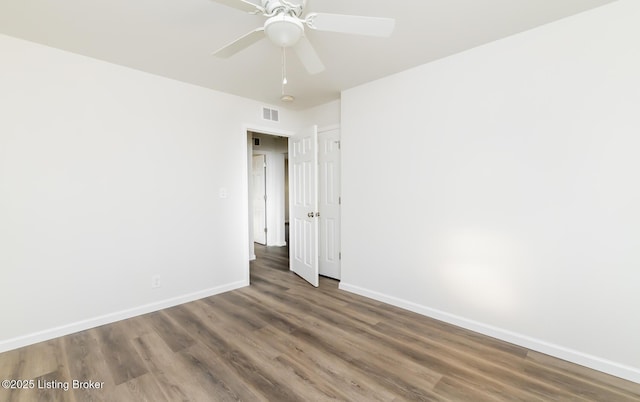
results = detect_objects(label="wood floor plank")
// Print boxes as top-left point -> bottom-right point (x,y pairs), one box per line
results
526,351 -> 640,399
64,329 -> 116,402
93,322 -> 148,386
195,305 -> 284,362
371,321 -> 577,401
271,353 -> 358,401
0,348 -> 25,402
197,313 -> 350,401
433,375 -> 510,402
177,344 -> 267,402
522,360 -> 637,402
1,243 -> 639,401
31,369 -> 75,402
0,338 -> 69,402
18,340 -> 61,380
132,330 -> 207,401
203,294 -> 269,332
240,290 -> 303,333
142,311 -> 196,353
27,338 -> 75,402
291,326 -> 446,401
216,291 -> 300,334
110,373 -> 169,402
166,304 -> 304,401
254,325 -> 399,401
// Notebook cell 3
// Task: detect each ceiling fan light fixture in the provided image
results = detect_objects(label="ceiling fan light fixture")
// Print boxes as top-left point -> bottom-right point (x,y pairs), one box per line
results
265,15 -> 304,48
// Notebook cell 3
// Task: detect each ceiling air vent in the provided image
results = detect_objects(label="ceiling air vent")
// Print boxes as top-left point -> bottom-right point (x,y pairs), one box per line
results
262,107 -> 279,123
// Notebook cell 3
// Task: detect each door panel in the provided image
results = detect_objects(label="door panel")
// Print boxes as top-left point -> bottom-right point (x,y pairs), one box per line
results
289,126 -> 319,287
318,128 -> 341,279
252,154 -> 267,245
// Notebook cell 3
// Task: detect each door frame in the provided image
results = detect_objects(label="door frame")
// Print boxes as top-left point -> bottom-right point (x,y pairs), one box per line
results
243,124 -> 295,285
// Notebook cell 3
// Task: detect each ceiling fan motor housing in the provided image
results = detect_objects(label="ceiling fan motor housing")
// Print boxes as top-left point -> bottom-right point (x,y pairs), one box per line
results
262,0 -> 305,16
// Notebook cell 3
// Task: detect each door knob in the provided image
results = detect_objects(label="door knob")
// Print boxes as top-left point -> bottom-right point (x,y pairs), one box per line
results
308,212 -> 314,218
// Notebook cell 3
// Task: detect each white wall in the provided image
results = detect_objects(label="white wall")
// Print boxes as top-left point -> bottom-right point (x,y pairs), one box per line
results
0,34 -> 300,351
340,0 -> 640,383
300,99 -> 341,129
252,133 -> 288,153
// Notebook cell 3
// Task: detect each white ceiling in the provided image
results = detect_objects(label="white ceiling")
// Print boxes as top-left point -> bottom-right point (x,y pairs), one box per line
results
0,0 -> 616,110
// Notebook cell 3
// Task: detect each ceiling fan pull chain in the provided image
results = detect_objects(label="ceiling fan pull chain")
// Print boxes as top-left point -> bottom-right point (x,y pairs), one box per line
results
280,45 -> 295,102
281,47 -> 288,91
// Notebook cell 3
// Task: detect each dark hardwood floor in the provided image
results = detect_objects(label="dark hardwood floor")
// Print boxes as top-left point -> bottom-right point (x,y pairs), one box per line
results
1,244 -> 639,401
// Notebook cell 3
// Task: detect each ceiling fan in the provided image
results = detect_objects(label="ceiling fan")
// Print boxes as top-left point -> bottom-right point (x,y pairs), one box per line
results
211,0 -> 395,75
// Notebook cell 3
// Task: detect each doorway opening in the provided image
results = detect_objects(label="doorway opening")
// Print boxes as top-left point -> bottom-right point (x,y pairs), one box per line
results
247,131 -> 290,263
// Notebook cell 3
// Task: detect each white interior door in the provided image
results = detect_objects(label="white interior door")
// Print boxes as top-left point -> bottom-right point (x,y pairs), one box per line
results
318,128 -> 341,279
289,125 -> 319,287
252,154 -> 267,245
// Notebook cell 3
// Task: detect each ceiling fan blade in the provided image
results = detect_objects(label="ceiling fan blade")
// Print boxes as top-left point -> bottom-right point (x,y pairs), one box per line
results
293,36 -> 325,75
213,28 -> 265,58
209,0 -> 262,13
306,13 -> 395,37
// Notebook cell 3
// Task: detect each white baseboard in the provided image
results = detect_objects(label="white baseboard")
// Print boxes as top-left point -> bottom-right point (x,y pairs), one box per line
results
339,282 -> 640,384
0,280 -> 247,354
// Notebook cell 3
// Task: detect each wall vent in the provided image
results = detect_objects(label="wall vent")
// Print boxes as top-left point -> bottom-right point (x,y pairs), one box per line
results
262,107 -> 280,122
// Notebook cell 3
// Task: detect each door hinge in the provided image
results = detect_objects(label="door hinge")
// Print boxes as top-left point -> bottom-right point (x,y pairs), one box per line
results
339,196 -> 341,205
264,195 -> 267,201
264,228 -> 267,233
339,252 -> 342,260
